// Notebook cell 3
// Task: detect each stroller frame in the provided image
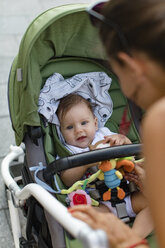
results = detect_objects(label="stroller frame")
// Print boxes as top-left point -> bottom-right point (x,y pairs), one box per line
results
1,145 -> 108,248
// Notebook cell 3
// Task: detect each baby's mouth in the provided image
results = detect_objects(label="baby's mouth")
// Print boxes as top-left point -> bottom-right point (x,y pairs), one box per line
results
77,136 -> 87,141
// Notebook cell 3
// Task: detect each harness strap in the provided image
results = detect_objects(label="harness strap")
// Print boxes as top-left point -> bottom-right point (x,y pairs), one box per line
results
115,202 -> 130,223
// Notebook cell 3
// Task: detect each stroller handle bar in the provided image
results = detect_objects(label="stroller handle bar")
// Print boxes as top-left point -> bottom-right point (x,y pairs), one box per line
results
1,145 -> 109,248
44,143 -> 142,181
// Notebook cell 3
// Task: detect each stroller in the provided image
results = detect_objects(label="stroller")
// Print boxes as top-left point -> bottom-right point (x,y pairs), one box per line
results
1,3 -> 156,248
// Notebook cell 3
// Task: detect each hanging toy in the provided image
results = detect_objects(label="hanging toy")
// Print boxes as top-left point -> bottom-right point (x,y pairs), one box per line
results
89,139 -> 135,201
99,158 -> 134,201
60,139 -> 135,206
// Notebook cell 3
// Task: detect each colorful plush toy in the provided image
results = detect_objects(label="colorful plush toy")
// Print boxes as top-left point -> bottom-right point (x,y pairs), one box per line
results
61,139 -> 135,206
89,139 -> 135,201
61,158 -> 135,206
99,158 -> 134,201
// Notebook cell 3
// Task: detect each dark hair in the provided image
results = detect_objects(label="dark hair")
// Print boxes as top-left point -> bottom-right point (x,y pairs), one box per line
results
100,0 -> 165,66
57,94 -> 93,121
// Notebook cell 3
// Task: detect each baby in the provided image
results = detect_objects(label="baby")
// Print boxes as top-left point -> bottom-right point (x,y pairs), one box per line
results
57,94 -> 153,238
56,93 -> 131,185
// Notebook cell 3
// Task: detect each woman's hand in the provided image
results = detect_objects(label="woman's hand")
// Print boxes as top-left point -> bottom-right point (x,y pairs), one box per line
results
69,205 -> 147,248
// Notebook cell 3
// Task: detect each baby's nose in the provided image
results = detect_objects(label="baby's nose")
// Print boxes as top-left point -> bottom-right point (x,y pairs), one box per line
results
75,125 -> 83,133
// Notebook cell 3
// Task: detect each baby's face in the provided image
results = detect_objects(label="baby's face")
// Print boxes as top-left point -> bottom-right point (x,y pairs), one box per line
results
60,102 -> 98,148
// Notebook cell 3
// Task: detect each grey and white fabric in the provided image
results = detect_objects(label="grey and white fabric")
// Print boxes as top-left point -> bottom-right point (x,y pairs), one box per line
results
38,72 -> 113,143
38,72 -> 113,126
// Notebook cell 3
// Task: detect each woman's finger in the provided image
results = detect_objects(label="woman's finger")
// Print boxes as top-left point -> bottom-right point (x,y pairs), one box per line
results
71,211 -> 97,229
69,205 -> 99,222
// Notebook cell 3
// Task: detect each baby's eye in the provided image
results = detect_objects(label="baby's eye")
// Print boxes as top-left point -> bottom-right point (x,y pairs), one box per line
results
81,121 -> 88,125
66,125 -> 73,130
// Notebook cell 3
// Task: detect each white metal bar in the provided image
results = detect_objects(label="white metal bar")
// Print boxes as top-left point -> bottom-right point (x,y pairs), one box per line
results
1,145 -> 91,236
15,183 -> 90,237
1,145 -> 24,188
1,145 -> 108,248
7,190 -> 21,248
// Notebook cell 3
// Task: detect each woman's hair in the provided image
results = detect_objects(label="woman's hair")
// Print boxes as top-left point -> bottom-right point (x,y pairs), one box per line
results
57,94 -> 93,121
100,0 -> 165,66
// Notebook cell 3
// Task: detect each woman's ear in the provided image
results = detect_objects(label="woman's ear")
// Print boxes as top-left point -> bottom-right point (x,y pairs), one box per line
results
117,52 -> 144,77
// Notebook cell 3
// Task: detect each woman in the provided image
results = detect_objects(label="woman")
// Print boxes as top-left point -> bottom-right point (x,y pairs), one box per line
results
69,0 -> 165,247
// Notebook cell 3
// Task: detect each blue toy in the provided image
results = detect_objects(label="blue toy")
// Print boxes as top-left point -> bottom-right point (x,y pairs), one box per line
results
99,159 -> 126,200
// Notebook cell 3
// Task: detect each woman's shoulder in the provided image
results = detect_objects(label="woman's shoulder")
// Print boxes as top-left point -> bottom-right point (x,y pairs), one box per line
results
143,97 -> 165,132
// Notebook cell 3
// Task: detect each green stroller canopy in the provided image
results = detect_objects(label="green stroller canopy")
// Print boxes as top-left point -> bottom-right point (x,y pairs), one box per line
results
8,4 -> 107,145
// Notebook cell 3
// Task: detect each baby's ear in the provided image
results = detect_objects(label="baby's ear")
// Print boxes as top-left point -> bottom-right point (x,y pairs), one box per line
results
94,116 -> 98,130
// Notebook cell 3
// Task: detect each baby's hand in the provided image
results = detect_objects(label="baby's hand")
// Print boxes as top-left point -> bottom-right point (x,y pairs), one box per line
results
104,134 -> 132,146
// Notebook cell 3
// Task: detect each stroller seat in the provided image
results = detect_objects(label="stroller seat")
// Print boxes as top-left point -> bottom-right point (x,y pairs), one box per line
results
21,56 -> 142,248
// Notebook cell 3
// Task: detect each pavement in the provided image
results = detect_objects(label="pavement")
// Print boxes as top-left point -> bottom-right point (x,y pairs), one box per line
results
0,0 -> 97,247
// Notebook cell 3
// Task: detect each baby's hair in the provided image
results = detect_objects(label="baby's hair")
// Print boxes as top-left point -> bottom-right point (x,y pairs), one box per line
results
57,94 -> 94,122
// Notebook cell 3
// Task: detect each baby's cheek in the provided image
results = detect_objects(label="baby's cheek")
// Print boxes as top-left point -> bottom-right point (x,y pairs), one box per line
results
63,131 -> 72,143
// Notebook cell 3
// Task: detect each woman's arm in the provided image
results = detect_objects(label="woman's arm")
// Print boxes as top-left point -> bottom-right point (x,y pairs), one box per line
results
142,99 -> 165,248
